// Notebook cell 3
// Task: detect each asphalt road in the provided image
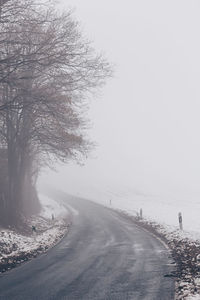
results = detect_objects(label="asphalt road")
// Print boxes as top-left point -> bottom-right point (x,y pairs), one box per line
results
0,194 -> 175,300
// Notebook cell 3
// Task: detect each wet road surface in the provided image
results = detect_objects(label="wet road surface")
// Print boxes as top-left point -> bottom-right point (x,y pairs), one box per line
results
0,194 -> 175,299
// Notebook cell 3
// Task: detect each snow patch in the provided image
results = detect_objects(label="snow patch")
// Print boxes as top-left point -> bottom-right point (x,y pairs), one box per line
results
0,194 -> 70,273
39,193 -> 68,219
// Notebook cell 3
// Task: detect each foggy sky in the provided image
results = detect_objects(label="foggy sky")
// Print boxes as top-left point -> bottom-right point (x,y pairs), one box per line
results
40,1 -> 200,199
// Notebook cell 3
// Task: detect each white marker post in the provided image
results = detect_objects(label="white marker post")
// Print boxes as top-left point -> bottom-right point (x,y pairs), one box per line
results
178,212 -> 183,230
140,208 -> 143,219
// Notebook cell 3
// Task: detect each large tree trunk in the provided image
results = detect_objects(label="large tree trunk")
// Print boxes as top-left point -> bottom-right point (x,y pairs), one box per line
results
3,77 -> 41,225
19,152 -> 41,217
6,145 -> 41,225
7,144 -> 23,224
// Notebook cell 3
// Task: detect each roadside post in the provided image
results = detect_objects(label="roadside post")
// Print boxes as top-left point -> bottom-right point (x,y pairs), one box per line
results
32,225 -> 37,241
178,212 -> 183,230
140,208 -> 143,219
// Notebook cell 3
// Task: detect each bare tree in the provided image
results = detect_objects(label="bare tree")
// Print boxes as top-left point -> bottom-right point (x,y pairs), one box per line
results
0,0 -> 111,225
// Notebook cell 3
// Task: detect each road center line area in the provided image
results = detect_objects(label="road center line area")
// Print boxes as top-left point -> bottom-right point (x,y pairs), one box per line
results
0,194 -> 175,300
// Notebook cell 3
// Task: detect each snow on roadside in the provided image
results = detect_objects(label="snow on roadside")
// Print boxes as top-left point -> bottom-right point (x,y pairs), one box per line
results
76,187 -> 200,299
39,193 -> 68,220
78,186 -> 200,234
112,209 -> 200,300
0,194 -> 70,273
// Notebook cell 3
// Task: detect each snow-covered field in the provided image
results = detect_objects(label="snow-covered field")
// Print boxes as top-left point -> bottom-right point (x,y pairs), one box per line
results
0,194 -> 70,273
75,186 -> 200,238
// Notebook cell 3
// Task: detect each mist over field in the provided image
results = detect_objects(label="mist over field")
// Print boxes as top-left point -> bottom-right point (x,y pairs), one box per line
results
40,0 -> 200,204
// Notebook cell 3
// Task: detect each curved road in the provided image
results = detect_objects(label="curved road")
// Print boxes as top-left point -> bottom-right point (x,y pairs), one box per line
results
0,194 -> 175,299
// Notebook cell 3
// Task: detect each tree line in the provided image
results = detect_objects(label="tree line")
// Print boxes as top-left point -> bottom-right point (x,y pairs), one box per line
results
0,0 -> 111,225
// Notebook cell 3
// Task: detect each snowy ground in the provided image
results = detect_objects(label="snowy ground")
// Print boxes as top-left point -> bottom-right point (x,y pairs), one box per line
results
77,186 -> 200,235
6,183 -> 199,299
0,194 -> 70,273
66,185 -> 200,300
120,214 -> 200,300
103,193 -> 200,299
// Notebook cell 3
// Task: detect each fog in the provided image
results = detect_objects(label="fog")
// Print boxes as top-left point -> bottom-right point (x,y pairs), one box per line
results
40,0 -> 200,201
